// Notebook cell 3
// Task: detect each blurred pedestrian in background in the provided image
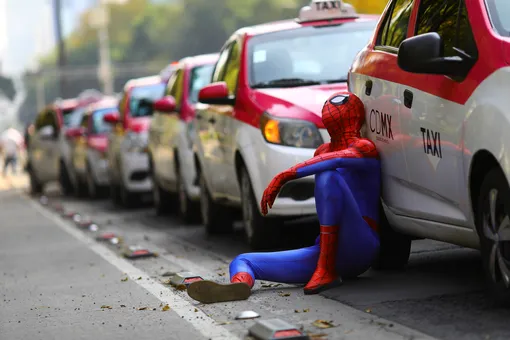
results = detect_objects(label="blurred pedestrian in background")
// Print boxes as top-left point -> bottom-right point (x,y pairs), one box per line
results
0,128 -> 23,176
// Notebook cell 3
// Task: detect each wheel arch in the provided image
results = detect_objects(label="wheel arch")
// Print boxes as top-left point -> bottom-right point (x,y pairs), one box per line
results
469,149 -> 502,220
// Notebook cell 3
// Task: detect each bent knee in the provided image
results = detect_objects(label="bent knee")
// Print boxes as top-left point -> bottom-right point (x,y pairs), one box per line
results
315,170 -> 346,199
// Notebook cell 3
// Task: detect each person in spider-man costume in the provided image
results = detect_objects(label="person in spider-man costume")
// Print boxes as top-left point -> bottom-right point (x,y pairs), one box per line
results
186,92 -> 381,303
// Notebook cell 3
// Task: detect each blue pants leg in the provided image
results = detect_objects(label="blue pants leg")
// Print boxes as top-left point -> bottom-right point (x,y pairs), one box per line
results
230,170 -> 380,283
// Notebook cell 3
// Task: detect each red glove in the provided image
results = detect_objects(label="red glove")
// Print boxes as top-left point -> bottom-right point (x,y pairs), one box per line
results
260,170 -> 296,215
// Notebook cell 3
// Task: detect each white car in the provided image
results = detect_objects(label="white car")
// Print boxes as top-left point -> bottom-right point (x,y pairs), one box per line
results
194,1 -> 378,249
148,53 -> 218,222
105,75 -> 167,207
348,0 -> 510,301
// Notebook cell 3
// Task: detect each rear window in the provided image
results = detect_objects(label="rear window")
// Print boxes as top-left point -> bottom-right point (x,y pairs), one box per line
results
64,107 -> 87,127
486,0 -> 510,36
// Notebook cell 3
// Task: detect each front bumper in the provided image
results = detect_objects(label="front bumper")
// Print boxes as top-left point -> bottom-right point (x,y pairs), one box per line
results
121,151 -> 152,192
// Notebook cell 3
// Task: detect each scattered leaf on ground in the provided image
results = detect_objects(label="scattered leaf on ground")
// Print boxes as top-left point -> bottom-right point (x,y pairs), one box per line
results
312,320 -> 336,329
121,277 -> 128,282
174,284 -> 186,291
137,307 -> 148,310
120,305 -> 126,308
365,308 -> 372,313
303,308 -> 310,313
279,292 -> 291,297
294,309 -> 300,313
217,321 -> 231,325
308,332 -> 328,339
194,308 -> 198,312
273,283 -> 282,287
162,305 -> 170,311
218,273 -> 225,276
101,305 -> 112,309
137,277 -> 142,280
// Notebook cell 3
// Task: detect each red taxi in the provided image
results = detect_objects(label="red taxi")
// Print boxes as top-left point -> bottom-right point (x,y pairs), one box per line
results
194,0 -> 378,249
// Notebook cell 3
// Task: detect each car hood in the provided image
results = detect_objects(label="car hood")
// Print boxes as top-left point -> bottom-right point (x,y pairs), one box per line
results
251,83 -> 348,128
88,135 -> 108,153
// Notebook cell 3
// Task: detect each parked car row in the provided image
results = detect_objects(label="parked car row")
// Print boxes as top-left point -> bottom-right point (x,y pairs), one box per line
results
26,0 -> 510,301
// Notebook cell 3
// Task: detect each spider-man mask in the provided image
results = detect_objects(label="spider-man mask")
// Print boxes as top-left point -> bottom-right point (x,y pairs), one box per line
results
321,93 -> 365,139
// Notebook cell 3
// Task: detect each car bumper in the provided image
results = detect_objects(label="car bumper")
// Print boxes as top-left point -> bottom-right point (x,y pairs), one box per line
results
121,152 -> 152,192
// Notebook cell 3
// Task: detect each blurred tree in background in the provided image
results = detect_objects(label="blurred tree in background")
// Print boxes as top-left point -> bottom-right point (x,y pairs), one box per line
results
19,0 -> 387,124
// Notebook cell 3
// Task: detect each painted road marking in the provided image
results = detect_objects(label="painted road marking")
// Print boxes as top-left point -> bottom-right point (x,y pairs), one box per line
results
30,200 -> 238,340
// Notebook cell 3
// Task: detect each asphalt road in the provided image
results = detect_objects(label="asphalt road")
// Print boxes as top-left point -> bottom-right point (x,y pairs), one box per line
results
1,182 -> 510,340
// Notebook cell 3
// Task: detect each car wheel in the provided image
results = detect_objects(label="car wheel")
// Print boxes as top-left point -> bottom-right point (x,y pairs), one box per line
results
86,164 -> 99,199
177,168 -> 199,224
240,166 -> 282,250
152,178 -> 174,215
199,171 -> 233,234
29,170 -> 43,196
59,161 -> 73,196
119,180 -> 137,208
371,203 -> 412,271
110,182 -> 122,205
476,167 -> 510,305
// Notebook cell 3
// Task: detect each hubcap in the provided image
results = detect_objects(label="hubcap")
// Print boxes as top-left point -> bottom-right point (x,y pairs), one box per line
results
241,173 -> 254,239
199,176 -> 209,225
483,188 -> 510,287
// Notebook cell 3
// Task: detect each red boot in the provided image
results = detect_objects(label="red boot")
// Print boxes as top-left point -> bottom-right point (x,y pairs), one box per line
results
187,272 -> 253,304
304,225 -> 342,294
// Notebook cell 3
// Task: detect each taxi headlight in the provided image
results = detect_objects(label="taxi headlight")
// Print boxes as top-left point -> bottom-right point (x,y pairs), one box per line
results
260,112 -> 323,149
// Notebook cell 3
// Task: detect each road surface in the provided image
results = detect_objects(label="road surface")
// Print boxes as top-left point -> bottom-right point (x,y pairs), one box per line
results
1,177 -> 509,340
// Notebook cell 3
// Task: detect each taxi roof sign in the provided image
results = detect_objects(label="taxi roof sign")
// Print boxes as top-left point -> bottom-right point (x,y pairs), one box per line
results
297,0 -> 357,23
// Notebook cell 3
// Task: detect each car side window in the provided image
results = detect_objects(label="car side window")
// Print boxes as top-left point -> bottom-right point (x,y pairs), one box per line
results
377,0 -> 414,50
416,0 -> 477,58
167,69 -> 184,110
211,43 -> 233,83
80,112 -> 89,130
34,110 -> 47,131
221,40 -> 241,96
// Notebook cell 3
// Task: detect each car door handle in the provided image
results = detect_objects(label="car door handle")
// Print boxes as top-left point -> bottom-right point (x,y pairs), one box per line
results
208,117 -> 216,124
404,89 -> 413,109
365,80 -> 373,96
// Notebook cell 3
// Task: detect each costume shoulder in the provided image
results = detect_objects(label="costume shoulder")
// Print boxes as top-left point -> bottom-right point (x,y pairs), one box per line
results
350,138 -> 379,159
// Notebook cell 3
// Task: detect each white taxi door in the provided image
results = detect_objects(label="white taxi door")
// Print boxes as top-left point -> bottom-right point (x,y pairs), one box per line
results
350,0 -> 414,215
398,0 -> 477,226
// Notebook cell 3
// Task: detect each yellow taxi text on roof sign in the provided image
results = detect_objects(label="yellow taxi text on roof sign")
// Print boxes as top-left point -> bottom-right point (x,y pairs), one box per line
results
298,0 -> 358,23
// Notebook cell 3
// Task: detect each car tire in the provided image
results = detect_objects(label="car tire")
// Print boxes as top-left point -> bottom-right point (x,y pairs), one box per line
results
476,167 -> 510,305
199,171 -> 234,234
119,180 -> 138,208
59,161 -> 73,196
110,183 -> 122,206
29,169 -> 43,196
240,166 -> 282,250
152,178 -> 175,216
371,203 -> 412,271
177,167 -> 199,224
86,163 -> 100,199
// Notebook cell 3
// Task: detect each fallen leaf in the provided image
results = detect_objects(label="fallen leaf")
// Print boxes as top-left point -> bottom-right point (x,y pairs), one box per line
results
101,305 -> 112,309
312,320 -> 336,329
137,277 -> 142,280
261,284 -> 274,288
217,321 -> 231,325
365,308 -> 372,313
294,309 -> 300,313
137,307 -> 148,310
279,292 -> 291,297
194,308 -> 198,312
274,284 -> 283,287
174,284 -> 186,291
120,305 -> 126,308
303,308 -> 310,313
308,332 -> 328,339
162,305 -> 170,311
218,273 -> 225,276
121,277 -> 128,282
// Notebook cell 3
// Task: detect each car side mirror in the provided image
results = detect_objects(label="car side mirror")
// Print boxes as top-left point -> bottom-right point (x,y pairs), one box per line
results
103,112 -> 120,124
39,125 -> 56,140
198,82 -> 235,105
153,96 -> 176,113
397,32 -> 474,78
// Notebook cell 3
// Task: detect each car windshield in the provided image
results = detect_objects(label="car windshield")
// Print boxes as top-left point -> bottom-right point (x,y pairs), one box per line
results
91,108 -> 116,134
189,64 -> 215,103
486,0 -> 510,36
129,83 -> 166,117
64,107 -> 87,127
247,21 -> 377,88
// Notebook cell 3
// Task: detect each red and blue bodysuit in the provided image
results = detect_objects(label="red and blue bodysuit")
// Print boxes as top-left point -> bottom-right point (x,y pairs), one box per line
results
187,92 -> 381,303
